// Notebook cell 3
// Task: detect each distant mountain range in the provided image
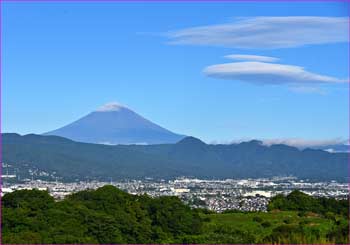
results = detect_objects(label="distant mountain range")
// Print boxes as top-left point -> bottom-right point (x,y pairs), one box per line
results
43,103 -> 348,154
44,103 -> 185,145
2,133 -> 347,182
314,143 -> 349,153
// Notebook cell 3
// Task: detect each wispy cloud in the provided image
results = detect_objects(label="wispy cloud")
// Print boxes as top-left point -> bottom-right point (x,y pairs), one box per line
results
262,138 -> 347,148
167,16 -> 348,49
288,86 -> 327,95
203,61 -> 347,85
225,54 -> 279,62
212,138 -> 347,149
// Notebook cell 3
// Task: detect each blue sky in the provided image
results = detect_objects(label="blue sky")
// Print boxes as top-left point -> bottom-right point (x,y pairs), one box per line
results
2,1 -> 349,145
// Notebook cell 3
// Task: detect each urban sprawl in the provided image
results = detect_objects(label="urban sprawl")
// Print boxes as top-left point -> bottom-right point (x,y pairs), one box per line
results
2,164 -> 348,213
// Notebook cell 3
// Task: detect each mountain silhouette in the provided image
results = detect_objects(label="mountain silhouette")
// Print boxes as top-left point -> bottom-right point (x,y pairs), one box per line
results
44,102 -> 185,145
3,133 -> 347,182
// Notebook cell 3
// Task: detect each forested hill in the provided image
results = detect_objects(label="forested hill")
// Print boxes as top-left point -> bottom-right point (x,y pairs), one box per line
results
2,185 -> 203,243
2,187 -> 349,244
2,133 -> 347,181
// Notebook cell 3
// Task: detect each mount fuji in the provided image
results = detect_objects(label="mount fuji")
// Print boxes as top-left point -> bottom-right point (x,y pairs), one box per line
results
44,102 -> 185,145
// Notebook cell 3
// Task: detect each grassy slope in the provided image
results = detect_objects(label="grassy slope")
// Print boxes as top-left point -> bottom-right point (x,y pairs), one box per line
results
201,211 -> 335,243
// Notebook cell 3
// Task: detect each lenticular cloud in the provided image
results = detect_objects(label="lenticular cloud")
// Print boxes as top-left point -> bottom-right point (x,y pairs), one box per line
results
168,16 -> 348,49
203,60 -> 347,85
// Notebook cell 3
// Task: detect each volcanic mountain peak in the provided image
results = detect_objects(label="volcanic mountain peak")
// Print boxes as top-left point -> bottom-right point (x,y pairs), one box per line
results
44,102 -> 185,145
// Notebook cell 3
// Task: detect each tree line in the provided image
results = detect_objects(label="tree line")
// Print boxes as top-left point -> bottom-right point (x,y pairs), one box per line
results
2,187 -> 349,244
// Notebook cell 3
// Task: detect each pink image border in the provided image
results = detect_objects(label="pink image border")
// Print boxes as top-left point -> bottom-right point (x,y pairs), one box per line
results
0,0 -> 348,244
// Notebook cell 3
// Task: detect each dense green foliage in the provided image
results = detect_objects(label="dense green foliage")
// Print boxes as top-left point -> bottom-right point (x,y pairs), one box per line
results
268,190 -> 348,216
2,188 -> 349,244
3,133 -> 347,181
2,186 -> 202,243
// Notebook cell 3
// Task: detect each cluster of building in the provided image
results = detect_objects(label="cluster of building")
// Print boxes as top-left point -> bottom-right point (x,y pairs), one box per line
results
2,175 -> 348,213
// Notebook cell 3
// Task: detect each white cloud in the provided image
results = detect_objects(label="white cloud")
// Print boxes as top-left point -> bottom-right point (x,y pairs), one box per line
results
225,54 -> 279,62
212,138 -> 347,149
98,141 -> 117,145
203,61 -> 347,85
167,16 -> 348,49
96,102 -> 127,112
261,138 -> 346,148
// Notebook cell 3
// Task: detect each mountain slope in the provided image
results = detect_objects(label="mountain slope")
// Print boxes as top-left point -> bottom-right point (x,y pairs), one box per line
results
2,133 -> 186,181
44,103 -> 185,145
2,134 -> 347,181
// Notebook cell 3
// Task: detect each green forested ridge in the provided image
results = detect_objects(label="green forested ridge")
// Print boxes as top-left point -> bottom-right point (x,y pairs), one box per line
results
2,187 -> 349,244
2,133 -> 347,181
268,190 -> 348,216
